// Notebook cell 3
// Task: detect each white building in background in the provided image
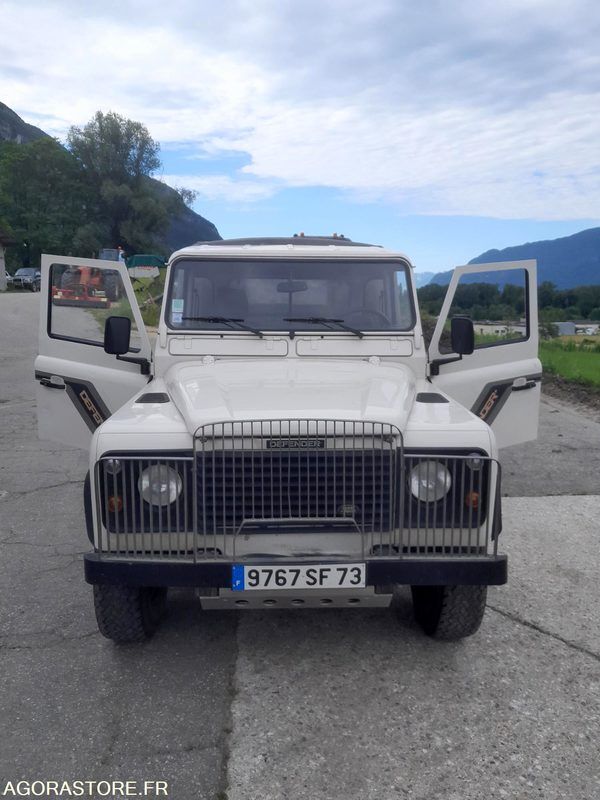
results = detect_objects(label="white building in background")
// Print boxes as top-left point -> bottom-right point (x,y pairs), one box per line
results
555,322 -> 577,336
473,322 -> 527,337
575,323 -> 600,335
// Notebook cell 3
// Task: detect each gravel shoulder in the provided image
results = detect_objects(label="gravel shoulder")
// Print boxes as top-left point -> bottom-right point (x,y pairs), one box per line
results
500,390 -> 600,497
542,373 -> 600,423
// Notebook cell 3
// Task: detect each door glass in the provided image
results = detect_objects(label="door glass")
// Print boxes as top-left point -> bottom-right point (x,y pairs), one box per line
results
48,263 -> 142,351
432,268 -> 528,354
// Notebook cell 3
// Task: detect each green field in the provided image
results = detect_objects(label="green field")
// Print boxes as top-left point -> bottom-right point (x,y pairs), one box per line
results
539,338 -> 600,387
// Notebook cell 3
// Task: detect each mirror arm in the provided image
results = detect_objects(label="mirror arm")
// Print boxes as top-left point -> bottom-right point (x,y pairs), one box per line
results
429,355 -> 463,376
116,354 -> 151,375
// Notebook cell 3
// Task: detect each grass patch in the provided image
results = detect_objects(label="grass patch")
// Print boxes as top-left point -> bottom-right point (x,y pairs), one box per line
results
540,339 -> 600,387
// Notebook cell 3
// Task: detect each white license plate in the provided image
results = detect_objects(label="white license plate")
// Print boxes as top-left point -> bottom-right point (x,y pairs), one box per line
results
232,563 -> 366,591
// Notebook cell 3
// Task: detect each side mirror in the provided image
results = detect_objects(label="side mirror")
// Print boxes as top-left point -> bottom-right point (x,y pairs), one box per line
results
104,316 -> 131,355
450,316 -> 474,355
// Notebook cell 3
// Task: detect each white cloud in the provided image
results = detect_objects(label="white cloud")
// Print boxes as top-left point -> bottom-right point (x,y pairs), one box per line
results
1,0 -> 599,220
161,174 -> 276,202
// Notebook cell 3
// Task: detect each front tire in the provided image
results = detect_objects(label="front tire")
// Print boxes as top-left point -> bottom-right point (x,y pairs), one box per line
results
93,584 -> 167,643
410,585 -> 487,641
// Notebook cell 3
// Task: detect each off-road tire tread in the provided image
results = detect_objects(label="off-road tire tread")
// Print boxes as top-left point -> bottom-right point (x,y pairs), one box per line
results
93,585 -> 166,643
412,584 -> 487,641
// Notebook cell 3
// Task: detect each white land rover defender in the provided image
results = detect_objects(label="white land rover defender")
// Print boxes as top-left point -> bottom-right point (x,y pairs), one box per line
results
35,236 -> 540,643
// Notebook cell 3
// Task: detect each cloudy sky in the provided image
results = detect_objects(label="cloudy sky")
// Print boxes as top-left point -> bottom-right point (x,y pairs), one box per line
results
2,0 -> 600,271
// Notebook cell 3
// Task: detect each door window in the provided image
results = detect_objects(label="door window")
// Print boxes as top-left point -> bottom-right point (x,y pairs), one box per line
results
49,262 -> 142,351
433,267 -> 528,354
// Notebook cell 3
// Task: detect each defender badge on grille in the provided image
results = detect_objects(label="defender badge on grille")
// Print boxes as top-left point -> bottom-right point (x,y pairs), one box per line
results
266,439 -> 325,449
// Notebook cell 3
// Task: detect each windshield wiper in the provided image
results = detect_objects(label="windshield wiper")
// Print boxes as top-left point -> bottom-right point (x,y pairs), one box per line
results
182,316 -> 264,338
284,317 -> 364,338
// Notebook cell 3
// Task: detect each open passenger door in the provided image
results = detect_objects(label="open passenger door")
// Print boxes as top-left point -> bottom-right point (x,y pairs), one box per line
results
35,254 -> 153,449
428,259 -> 541,448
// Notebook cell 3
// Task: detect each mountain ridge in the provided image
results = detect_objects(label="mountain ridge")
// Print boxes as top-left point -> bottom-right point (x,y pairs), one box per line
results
429,226 -> 600,289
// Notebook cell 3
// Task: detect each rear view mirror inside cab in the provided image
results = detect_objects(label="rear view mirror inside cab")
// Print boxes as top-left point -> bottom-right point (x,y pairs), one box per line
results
276,280 -> 308,293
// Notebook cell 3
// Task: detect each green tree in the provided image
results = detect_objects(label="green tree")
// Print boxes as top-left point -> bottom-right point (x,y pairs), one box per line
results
0,138 -> 94,269
538,281 -> 557,309
539,320 -> 558,339
540,306 -> 567,322
67,111 -> 168,253
67,110 -> 160,185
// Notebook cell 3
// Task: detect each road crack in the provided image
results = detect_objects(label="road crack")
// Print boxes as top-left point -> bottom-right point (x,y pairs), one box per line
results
487,603 -> 600,663
0,479 -> 83,498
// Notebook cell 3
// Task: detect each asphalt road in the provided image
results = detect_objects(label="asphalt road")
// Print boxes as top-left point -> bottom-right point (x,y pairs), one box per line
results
1,292 -> 599,800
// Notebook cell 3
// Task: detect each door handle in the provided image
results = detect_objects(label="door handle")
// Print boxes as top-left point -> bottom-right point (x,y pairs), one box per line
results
512,378 -> 536,392
39,377 -> 65,390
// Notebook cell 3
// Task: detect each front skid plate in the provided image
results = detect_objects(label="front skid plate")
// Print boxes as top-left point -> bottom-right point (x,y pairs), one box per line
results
199,586 -> 392,610
84,554 -> 508,587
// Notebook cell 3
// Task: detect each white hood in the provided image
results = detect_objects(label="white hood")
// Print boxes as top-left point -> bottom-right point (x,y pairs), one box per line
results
165,358 -> 416,435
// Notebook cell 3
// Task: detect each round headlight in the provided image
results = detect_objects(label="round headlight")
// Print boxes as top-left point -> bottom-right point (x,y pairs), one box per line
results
138,465 -> 182,506
408,461 -> 452,502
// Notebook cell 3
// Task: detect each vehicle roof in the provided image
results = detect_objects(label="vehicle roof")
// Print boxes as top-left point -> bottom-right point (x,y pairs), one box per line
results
170,236 -> 412,264
202,236 -> 376,247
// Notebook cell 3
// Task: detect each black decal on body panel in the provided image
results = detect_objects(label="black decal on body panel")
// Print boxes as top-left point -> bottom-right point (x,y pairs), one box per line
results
471,374 -> 541,426
471,381 -> 513,425
36,370 -> 111,431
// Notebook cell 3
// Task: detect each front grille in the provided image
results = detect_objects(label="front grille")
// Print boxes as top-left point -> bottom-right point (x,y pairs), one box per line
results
94,419 -> 500,561
196,420 -> 398,537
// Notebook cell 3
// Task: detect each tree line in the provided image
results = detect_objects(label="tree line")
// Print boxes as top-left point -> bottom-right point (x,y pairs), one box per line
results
418,281 -> 600,322
0,110 -> 196,271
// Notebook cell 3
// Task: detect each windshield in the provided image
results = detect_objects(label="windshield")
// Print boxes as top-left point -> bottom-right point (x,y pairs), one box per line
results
15,268 -> 36,276
167,259 -> 414,332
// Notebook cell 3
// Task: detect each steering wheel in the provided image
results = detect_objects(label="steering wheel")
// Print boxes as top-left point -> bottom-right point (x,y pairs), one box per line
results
344,308 -> 391,327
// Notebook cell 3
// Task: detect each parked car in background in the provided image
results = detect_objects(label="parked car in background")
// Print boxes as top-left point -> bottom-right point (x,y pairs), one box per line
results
12,267 -> 41,291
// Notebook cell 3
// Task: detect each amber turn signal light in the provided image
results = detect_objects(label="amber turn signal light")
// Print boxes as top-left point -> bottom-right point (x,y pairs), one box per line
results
465,491 -> 479,509
108,495 -> 123,513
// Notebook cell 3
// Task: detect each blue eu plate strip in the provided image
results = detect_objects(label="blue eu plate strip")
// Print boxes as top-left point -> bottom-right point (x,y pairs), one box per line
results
232,565 -> 245,591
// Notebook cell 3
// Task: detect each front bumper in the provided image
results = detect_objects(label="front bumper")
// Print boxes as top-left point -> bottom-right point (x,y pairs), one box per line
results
84,553 -> 507,587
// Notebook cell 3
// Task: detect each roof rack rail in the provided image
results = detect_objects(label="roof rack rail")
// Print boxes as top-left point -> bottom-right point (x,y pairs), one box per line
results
196,236 -> 380,248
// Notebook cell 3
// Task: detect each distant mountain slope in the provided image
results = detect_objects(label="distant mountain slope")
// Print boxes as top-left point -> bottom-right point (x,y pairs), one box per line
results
148,176 -> 220,247
429,226 -> 600,289
0,101 -> 220,247
0,102 -> 48,143
413,271 -> 436,288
